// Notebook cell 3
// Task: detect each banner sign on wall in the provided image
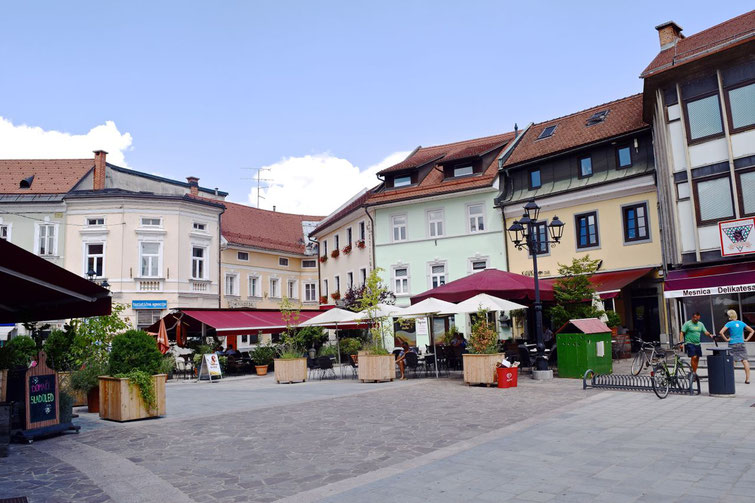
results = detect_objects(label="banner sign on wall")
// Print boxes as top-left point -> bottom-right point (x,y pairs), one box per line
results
719,218 -> 755,257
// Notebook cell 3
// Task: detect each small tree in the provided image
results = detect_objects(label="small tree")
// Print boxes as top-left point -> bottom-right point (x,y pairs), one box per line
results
71,303 -> 131,367
340,283 -> 395,312
356,268 -> 392,355
468,308 -> 499,354
548,256 -> 606,330
278,296 -> 303,359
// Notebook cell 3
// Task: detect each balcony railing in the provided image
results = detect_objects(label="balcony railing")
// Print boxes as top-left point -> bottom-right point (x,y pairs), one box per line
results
138,280 -> 162,292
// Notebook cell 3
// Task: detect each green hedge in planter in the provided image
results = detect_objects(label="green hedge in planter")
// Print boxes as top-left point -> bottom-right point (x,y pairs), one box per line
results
109,330 -> 163,376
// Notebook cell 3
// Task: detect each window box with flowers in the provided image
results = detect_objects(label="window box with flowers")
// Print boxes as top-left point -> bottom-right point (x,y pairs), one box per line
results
356,240 -> 366,249
330,291 -> 341,301
342,244 -> 352,255
319,255 -> 328,263
319,295 -> 328,305
330,249 -> 340,259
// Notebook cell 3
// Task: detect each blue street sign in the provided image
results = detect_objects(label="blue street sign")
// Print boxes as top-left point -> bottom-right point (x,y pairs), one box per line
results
132,300 -> 168,310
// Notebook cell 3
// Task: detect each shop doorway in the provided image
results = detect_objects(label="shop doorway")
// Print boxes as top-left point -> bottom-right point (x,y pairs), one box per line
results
631,296 -> 660,343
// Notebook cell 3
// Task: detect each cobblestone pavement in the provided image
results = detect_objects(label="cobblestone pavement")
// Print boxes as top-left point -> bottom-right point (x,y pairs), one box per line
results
2,369 -> 754,503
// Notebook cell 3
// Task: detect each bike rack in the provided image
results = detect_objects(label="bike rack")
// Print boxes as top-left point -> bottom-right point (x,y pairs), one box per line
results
582,369 -> 701,396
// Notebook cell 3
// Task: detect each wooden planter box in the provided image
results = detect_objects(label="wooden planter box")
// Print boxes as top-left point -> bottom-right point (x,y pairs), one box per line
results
98,374 -> 167,422
357,354 -> 395,382
274,358 -> 307,384
463,353 -> 504,386
57,371 -> 87,407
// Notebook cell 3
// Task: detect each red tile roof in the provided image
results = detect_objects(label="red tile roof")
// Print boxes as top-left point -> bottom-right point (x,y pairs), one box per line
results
0,159 -> 92,194
641,10 -> 755,78
310,188 -> 374,236
369,132 -> 515,205
377,133 -> 513,175
221,200 -> 324,254
503,94 -> 647,167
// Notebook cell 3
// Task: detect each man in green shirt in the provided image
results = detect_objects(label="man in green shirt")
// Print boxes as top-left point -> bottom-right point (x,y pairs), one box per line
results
680,312 -> 711,373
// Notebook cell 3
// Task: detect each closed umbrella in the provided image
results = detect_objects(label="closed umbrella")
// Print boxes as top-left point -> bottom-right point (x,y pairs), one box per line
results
157,319 -> 170,355
401,298 -> 458,378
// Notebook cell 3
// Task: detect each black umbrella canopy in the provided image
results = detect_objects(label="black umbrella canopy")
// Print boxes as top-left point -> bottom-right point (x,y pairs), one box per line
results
0,239 -> 111,323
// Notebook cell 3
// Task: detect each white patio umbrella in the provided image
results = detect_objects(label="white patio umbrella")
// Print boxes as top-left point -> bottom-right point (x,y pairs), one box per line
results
300,308 -> 362,378
439,293 -> 526,315
400,298 -> 458,378
354,303 -> 406,320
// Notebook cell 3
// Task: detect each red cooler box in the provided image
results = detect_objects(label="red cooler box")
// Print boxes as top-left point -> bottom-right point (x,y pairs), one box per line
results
497,366 -> 518,388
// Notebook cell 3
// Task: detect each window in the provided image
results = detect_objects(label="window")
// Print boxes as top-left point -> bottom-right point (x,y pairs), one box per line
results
359,221 -> 366,241
685,94 -> 724,141
335,276 -> 340,294
323,240 -> 328,256
86,217 -> 104,226
616,146 -> 632,168
694,176 -> 734,223
468,204 -> 485,233
531,222 -> 549,255
334,235 -> 340,250
360,268 -> 367,285
136,310 -> 162,331
737,170 -> 755,216
529,169 -> 541,189
393,267 -> 409,295
538,125 -> 557,139
427,209 -> 444,237
453,165 -> 474,177
37,224 -> 56,256
237,251 -> 249,261
323,279 -> 329,297
392,215 -> 407,242
579,156 -> 593,177
471,259 -> 487,271
140,217 -> 162,227
302,259 -> 316,268
430,264 -> 446,288
249,276 -> 260,297
622,203 -> 650,243
191,247 -> 206,279
287,279 -> 297,299
347,272 -> 354,289
241,335 -> 248,344
347,227 -> 352,246
586,110 -> 608,126
269,278 -> 280,298
0,224 -> 10,241
193,222 -> 206,231
726,82 -> 755,131
140,242 -> 161,277
575,212 -> 599,249
85,243 -> 104,277
225,274 -> 238,296
394,176 -> 411,187
279,257 -> 289,267
304,283 -> 317,302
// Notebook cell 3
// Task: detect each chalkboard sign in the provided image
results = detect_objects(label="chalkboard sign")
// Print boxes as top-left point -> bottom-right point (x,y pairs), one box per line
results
24,351 -> 60,431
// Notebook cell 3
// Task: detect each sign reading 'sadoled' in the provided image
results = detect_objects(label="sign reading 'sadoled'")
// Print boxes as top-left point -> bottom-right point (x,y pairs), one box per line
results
719,217 -> 755,257
665,282 -> 755,298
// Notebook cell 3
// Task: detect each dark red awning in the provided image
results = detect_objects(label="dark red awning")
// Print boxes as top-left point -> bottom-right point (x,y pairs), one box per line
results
589,267 -> 656,299
411,268 -> 555,304
0,239 -> 111,323
664,261 -> 755,298
180,309 -> 325,336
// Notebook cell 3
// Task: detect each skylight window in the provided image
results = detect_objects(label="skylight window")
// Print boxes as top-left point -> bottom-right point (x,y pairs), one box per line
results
394,176 -> 412,187
586,110 -> 609,126
537,125 -> 557,139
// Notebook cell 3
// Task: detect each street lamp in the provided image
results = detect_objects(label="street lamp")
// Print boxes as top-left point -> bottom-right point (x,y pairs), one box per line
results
507,199 -> 565,371
86,268 -> 96,281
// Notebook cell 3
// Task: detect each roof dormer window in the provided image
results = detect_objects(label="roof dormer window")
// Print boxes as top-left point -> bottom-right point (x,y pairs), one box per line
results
537,125 -> 557,139
586,110 -> 609,126
394,176 -> 412,187
453,165 -> 474,177
19,175 -> 34,189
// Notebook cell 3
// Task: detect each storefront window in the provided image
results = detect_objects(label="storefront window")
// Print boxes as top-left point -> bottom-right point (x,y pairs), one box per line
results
711,295 -> 740,334
740,293 -> 755,327
681,296 -> 714,340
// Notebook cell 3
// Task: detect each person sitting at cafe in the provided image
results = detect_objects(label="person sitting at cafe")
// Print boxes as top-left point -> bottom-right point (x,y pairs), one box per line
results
395,342 -> 416,380
451,333 -> 467,350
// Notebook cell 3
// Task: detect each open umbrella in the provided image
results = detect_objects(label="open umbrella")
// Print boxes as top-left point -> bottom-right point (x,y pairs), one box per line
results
400,298 -> 458,378
157,319 -> 170,355
439,293 -> 526,315
300,308 -> 362,378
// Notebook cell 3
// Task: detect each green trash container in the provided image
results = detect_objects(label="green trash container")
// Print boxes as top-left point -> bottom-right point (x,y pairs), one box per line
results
556,318 -> 612,378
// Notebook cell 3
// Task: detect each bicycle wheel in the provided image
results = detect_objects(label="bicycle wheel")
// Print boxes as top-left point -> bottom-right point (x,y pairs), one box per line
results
631,352 -> 646,375
676,360 -> 694,389
651,364 -> 670,399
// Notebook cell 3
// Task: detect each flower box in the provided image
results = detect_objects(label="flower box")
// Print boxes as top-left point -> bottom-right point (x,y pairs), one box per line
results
319,255 -> 328,263
331,291 -> 341,301
319,295 -> 328,305
98,374 -> 167,422
274,358 -> 307,384
331,249 -> 340,258
342,244 -> 352,255
357,353 -> 394,382
463,354 -> 504,386
356,240 -> 366,249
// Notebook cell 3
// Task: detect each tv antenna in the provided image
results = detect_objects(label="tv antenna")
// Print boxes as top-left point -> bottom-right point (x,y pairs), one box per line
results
242,167 -> 272,208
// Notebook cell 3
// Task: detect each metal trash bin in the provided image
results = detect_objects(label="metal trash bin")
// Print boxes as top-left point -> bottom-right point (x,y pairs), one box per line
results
707,348 -> 735,397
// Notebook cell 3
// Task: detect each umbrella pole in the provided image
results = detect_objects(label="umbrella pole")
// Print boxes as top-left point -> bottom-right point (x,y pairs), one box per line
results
336,323 -> 343,379
430,316 -> 439,378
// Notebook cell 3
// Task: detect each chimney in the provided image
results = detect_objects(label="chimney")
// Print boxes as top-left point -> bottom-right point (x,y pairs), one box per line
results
93,150 -> 108,190
273,205 -> 276,212
655,21 -> 684,50
186,176 -> 199,196
514,123 -> 519,138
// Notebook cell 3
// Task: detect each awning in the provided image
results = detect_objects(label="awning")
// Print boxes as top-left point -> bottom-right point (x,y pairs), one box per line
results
589,267 -> 656,299
411,268 -> 555,304
664,261 -> 755,299
0,239 -> 111,323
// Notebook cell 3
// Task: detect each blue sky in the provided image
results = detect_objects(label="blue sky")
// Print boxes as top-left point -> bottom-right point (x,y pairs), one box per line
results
0,1 -> 751,214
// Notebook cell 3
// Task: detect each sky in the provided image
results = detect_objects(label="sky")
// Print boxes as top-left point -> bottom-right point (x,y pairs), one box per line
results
0,1 -> 751,215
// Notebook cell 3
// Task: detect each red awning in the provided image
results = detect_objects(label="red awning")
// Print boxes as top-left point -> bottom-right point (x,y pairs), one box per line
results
589,267 -> 656,299
0,239 -> 111,323
664,261 -> 755,298
180,309 -> 326,336
411,268 -> 555,304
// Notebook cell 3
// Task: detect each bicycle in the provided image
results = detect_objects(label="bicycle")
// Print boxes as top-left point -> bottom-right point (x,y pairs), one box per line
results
630,338 -> 663,375
650,343 -> 696,399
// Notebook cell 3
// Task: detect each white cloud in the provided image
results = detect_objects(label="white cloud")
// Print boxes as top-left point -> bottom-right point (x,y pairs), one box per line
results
246,151 -> 410,215
0,117 -> 133,166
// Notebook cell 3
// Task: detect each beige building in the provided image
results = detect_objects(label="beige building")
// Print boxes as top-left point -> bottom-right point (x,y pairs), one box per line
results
309,189 -> 374,305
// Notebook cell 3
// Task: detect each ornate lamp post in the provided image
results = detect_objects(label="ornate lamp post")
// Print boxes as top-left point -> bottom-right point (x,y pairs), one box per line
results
507,199 -> 564,371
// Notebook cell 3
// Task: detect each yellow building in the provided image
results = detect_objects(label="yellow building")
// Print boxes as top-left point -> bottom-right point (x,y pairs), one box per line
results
497,94 -> 667,342
219,201 -> 323,348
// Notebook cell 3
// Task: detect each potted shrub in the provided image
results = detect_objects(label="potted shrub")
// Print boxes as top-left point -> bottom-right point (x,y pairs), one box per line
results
605,310 -> 622,337
250,344 -> 276,375
342,244 -> 352,255
45,326 -> 88,407
71,359 -> 108,413
99,330 -> 167,422
0,336 -> 37,402
463,308 -> 505,386
357,269 -> 395,382
273,297 -> 307,384
319,255 -> 328,263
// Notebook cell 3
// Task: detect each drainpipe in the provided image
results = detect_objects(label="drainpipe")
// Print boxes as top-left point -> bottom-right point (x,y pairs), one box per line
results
218,206 -> 225,308
364,206 -> 375,271
308,235 -> 320,306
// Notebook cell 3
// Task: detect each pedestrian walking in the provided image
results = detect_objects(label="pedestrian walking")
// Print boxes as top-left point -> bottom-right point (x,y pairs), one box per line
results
680,312 -> 711,373
719,309 -> 754,384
